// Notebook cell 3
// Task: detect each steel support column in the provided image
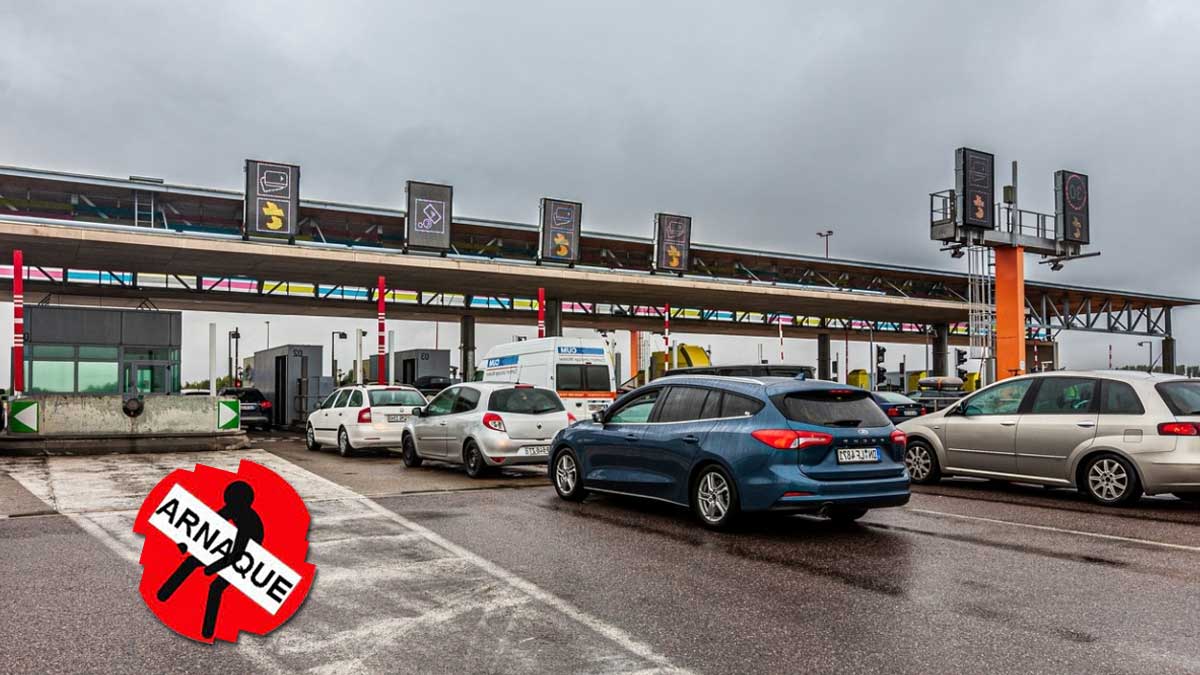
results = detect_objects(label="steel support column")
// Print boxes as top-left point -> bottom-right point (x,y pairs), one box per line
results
460,315 -> 476,381
932,323 -> 949,377
817,333 -> 831,380
544,296 -> 563,337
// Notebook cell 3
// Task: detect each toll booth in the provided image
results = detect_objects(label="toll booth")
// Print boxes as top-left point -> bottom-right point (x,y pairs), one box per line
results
368,349 -> 451,386
905,371 -> 927,393
847,369 -> 869,389
1027,340 -> 1058,372
251,345 -> 330,428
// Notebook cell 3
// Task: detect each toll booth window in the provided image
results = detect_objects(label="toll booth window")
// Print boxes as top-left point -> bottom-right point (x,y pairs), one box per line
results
29,361 -> 75,394
77,362 -> 119,394
31,345 -> 75,359
78,346 -> 118,360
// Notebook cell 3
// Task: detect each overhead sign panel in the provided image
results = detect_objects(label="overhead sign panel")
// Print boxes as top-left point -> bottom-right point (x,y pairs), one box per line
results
245,160 -> 300,238
405,181 -> 453,250
955,147 -> 994,229
538,198 -> 583,263
654,213 -> 691,273
1055,170 -> 1090,244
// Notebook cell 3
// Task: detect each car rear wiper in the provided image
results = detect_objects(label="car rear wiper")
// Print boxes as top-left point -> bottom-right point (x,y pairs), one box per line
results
827,419 -> 862,427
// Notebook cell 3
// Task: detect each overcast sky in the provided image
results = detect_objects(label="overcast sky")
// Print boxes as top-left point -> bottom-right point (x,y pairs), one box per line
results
1,0 -> 1197,380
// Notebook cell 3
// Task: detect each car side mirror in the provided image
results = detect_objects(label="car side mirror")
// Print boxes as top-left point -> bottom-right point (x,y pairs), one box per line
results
410,406 -> 424,416
591,411 -> 604,424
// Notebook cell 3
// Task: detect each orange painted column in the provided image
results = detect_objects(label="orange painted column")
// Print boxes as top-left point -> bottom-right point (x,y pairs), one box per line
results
629,330 -> 640,381
994,246 -> 1026,380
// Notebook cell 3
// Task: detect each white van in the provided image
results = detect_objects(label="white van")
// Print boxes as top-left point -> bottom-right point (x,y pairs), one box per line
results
481,337 -> 616,414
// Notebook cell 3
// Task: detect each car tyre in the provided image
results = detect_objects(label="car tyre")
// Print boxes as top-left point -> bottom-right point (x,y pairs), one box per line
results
338,428 -> 355,458
904,439 -> 941,484
464,440 -> 488,478
402,434 -> 423,468
552,448 -> 588,501
1081,453 -> 1141,506
691,464 -> 740,530
305,424 -> 321,451
828,507 -> 868,523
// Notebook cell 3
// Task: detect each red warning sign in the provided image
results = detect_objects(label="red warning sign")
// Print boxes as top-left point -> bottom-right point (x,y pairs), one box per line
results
132,460 -> 316,643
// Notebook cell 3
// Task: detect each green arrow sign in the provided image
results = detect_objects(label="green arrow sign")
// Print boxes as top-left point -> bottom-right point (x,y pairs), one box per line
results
9,400 -> 39,434
217,400 -> 241,431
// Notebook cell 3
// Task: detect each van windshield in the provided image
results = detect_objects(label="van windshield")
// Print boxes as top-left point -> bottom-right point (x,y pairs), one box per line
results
774,389 -> 891,428
489,388 -> 565,414
556,364 -> 611,392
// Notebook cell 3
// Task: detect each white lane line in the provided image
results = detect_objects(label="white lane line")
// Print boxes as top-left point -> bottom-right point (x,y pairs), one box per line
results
908,507 -> 1200,554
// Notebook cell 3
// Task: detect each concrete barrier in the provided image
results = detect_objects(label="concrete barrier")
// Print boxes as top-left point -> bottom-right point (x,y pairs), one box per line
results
1,394 -> 248,456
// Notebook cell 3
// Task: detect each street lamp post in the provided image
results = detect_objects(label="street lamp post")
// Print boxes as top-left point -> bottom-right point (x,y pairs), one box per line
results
816,230 -> 834,259
265,321 -> 271,349
356,329 -> 368,384
331,331 -> 347,384
1137,340 -> 1154,374
227,328 -> 241,385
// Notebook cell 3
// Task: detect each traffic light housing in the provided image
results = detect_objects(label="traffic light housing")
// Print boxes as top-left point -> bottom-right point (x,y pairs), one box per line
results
876,346 -> 886,364
876,365 -> 887,388
955,348 -> 968,367
956,367 -> 968,380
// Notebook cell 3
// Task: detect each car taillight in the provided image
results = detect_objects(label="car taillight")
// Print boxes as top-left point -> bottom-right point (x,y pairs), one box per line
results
567,412 -> 577,424
886,407 -> 900,417
920,407 -> 927,416
358,408 -> 372,423
260,401 -> 272,410
1158,422 -> 1200,436
751,429 -> 833,450
483,412 -> 507,432
890,429 -> 907,447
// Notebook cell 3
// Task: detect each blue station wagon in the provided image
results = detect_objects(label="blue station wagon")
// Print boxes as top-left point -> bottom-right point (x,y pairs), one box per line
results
548,374 -> 911,529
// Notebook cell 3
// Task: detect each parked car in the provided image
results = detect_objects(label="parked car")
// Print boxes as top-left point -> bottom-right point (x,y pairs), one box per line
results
898,371 -> 1200,505
306,385 -> 427,456
548,374 -> 910,529
402,382 -> 575,477
871,391 -> 926,420
218,387 -> 272,431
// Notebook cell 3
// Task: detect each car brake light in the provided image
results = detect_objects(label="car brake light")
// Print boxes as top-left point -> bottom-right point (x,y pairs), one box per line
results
1158,422 -> 1200,436
567,412 -> 577,424
751,429 -> 833,449
260,400 -> 272,410
515,384 -> 534,389
483,412 -> 507,432
890,429 -> 907,446
920,407 -> 927,416
886,407 -> 900,417
358,408 -> 372,423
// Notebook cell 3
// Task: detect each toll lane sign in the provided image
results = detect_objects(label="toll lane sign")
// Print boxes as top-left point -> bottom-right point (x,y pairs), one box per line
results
245,160 -> 300,238
406,181 -> 453,250
539,198 -> 583,263
1055,170 -> 1090,244
654,213 -> 692,273
956,147 -> 994,229
9,399 -> 38,433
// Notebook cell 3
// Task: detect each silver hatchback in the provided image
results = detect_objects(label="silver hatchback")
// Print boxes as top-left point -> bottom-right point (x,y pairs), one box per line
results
898,371 -> 1200,505
402,382 -> 575,478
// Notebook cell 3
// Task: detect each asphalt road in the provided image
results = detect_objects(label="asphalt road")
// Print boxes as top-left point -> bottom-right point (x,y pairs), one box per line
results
2,434 -> 1198,674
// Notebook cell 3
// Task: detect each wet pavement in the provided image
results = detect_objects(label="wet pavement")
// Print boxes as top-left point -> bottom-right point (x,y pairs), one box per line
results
1,437 -> 1198,674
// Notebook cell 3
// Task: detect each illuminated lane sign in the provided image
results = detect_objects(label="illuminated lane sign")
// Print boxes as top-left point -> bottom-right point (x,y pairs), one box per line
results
245,160 -> 300,238
538,198 -> 583,263
654,213 -> 691,273
955,147 -> 994,229
1055,170 -> 1090,244
406,181 -> 454,250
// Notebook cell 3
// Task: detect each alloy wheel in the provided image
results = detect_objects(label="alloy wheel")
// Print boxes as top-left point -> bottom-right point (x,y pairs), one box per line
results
1088,458 -> 1129,502
905,445 -> 932,481
555,454 -> 577,494
696,471 -> 731,524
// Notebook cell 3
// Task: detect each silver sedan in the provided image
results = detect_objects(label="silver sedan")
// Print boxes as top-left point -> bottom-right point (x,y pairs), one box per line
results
402,382 -> 575,478
898,371 -> 1200,505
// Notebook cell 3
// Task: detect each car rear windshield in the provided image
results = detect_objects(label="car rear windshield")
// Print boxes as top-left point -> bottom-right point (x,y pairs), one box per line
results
774,389 -> 891,428
489,387 -> 565,414
1156,381 -> 1200,416
874,392 -> 915,404
369,389 -> 426,407
231,389 -> 265,402
556,364 -> 611,391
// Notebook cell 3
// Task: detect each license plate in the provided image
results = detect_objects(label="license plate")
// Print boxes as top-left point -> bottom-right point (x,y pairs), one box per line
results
522,445 -> 550,456
240,404 -> 255,411
903,410 -> 918,416
837,447 -> 880,464
387,414 -> 407,423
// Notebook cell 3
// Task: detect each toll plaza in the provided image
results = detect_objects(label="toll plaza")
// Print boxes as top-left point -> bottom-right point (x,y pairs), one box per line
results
0,162 -> 1191,402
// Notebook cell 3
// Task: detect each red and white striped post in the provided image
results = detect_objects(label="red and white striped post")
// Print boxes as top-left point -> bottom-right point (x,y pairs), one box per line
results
12,249 -> 23,395
537,287 -> 546,338
663,303 -> 671,372
377,276 -> 386,385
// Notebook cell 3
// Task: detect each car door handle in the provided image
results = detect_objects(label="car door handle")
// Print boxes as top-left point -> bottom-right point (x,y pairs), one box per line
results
624,433 -> 638,441
1076,421 -> 1096,428
999,420 -> 1017,427
682,435 -> 700,444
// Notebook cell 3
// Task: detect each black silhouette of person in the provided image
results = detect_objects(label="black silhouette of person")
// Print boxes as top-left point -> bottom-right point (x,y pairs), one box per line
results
155,480 -> 264,639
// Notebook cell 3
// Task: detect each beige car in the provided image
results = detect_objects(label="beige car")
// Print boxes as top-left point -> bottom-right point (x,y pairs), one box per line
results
898,371 -> 1200,505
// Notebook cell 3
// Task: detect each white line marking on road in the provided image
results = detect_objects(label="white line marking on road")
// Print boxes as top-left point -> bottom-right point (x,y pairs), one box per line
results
908,508 -> 1200,554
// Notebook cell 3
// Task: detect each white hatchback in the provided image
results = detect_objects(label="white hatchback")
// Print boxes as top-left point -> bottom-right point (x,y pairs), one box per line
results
306,385 -> 428,457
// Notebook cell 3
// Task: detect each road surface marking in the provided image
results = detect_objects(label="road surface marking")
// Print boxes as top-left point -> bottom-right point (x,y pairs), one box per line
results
908,507 -> 1200,554
0,451 -> 689,674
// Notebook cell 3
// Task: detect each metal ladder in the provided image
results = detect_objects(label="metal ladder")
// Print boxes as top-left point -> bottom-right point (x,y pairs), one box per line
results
966,245 -> 995,385
132,190 -> 156,227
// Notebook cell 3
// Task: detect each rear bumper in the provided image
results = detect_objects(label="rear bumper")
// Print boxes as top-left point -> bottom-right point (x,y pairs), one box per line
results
477,433 -> 553,466
1137,447 -> 1200,495
345,424 -> 406,449
241,413 -> 270,427
740,464 -> 911,512
767,490 -> 911,513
